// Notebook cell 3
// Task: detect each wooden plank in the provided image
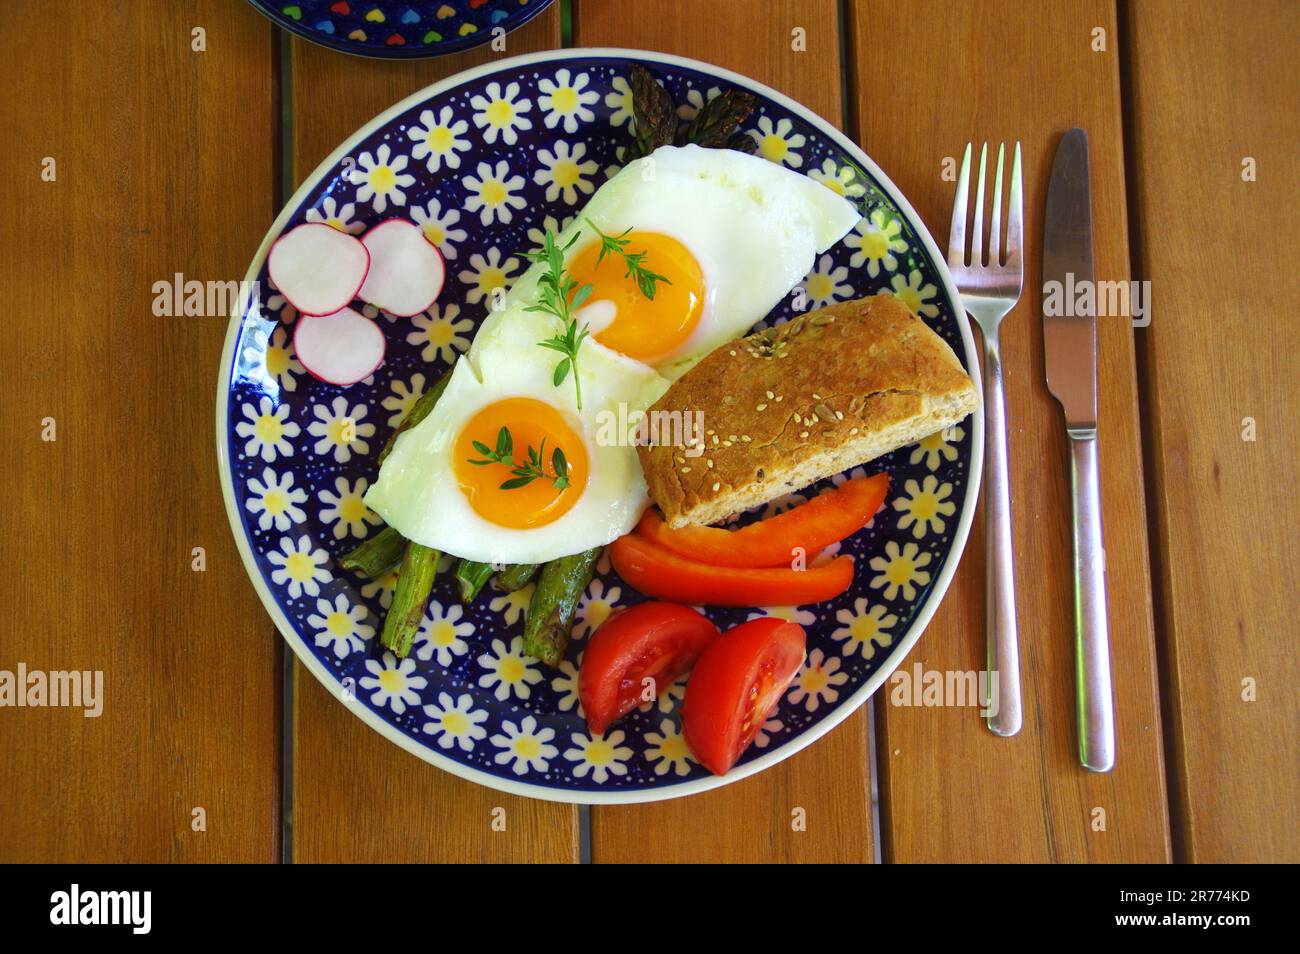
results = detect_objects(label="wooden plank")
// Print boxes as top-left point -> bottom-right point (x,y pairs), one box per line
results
287,6 -> 580,863
575,0 -> 875,864
1123,0 -> 1299,863
847,0 -> 1170,861
0,1 -> 280,861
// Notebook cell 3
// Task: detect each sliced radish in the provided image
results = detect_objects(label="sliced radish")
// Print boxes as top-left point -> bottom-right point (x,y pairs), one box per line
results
357,218 -> 446,318
293,308 -> 386,386
267,223 -> 370,317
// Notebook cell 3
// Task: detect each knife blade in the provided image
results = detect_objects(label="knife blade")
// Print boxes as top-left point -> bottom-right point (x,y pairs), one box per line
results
1043,127 -> 1097,434
1042,127 -> 1115,772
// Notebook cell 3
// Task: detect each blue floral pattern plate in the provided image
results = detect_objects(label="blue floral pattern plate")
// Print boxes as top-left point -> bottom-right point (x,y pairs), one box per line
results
217,50 -> 982,803
248,0 -> 554,59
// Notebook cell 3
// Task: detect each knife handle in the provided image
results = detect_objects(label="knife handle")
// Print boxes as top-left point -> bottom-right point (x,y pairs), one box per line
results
1068,433 -> 1115,772
981,335 -> 1022,737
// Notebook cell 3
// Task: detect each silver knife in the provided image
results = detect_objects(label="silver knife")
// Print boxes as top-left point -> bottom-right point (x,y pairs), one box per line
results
1042,128 -> 1115,772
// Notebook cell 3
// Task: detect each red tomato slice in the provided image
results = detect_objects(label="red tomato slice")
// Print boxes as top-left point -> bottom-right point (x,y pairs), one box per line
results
578,602 -> 720,736
681,618 -> 807,775
637,473 -> 889,568
610,532 -> 855,606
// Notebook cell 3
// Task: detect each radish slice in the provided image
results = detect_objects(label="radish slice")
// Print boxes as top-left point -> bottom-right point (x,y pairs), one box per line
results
357,218 -> 446,317
293,308 -> 386,386
267,223 -> 370,317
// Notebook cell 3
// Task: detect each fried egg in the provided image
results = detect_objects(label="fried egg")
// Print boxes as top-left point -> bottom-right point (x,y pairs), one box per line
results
368,145 -> 859,563
473,144 -> 860,379
364,337 -> 665,564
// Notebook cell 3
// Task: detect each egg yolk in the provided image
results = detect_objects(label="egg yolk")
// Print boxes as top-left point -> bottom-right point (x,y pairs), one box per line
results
453,397 -> 589,529
568,231 -> 704,365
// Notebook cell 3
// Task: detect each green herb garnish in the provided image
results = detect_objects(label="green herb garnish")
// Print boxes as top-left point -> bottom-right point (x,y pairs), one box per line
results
468,426 -> 570,492
584,219 -> 672,301
523,230 -> 593,410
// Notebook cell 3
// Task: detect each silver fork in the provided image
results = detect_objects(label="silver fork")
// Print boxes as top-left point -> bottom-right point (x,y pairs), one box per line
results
947,142 -> 1024,737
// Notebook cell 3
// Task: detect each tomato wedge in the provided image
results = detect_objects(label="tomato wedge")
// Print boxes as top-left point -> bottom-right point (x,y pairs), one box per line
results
578,602 -> 720,736
610,532 -> 854,606
681,618 -> 807,775
637,473 -> 890,568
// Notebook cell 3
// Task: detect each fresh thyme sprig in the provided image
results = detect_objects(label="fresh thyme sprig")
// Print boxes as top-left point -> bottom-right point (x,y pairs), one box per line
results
523,230 -> 592,411
468,426 -> 570,492
584,219 -> 672,301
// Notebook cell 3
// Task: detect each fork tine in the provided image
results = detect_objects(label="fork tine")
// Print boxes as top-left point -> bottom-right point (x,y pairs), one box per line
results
989,143 -> 1005,266
1006,141 -> 1024,270
970,143 -> 988,266
947,143 -> 972,269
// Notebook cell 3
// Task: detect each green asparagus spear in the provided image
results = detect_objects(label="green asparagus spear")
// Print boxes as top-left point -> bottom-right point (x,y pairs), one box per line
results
455,559 -> 495,603
492,562 -> 540,592
378,364 -> 455,466
339,526 -> 407,578
523,548 -> 603,667
381,543 -> 440,658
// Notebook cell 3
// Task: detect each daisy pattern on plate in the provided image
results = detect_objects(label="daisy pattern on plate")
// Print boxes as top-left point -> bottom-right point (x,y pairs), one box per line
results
676,85 -> 721,121
351,144 -> 415,214
887,268 -> 940,319
308,396 -> 374,464
573,579 -> 621,640
761,489 -> 807,519
235,397 -> 299,463
893,475 -> 956,539
409,197 -> 468,261
458,248 -> 521,307
406,105 -> 470,173
422,692 -> 488,753
242,326 -> 304,392
413,601 -> 474,667
788,648 -> 848,712
639,674 -> 685,715
537,69 -> 599,133
462,159 -> 527,226
526,213 -> 575,253
798,253 -> 852,309
533,141 -> 598,205
845,207 -> 908,277
469,81 -> 532,146
563,729 -> 632,783
753,715 -> 785,749
491,715 -> 557,775
260,278 -> 297,325
407,303 -> 472,363
488,582 -> 533,626
245,467 -> 307,532
359,652 -> 427,715
317,475 -> 380,540
808,157 -> 867,199
643,719 -> 694,777
550,659 -> 582,713
869,540 -> 933,601
304,195 -> 365,235
478,636 -> 543,702
604,74 -> 634,128
267,533 -> 331,599
381,372 -> 425,428
748,115 -> 806,168
832,598 -> 897,660
360,565 -> 398,611
307,593 -> 374,659
910,424 -> 963,471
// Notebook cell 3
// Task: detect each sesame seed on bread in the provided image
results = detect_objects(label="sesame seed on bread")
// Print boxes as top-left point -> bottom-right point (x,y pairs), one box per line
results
637,294 -> 978,528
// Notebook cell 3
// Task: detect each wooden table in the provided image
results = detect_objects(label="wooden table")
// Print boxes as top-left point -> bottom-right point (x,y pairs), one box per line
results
2,0 -> 1295,863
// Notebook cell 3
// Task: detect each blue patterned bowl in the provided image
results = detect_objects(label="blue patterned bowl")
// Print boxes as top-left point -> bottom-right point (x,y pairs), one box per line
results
217,50 -> 982,802
247,0 -> 554,59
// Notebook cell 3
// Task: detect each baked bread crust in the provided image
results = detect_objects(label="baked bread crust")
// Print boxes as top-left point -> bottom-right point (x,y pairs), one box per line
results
637,294 -> 978,527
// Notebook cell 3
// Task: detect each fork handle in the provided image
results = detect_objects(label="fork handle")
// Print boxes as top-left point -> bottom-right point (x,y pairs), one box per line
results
1068,432 -> 1115,772
981,333 -> 1022,737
